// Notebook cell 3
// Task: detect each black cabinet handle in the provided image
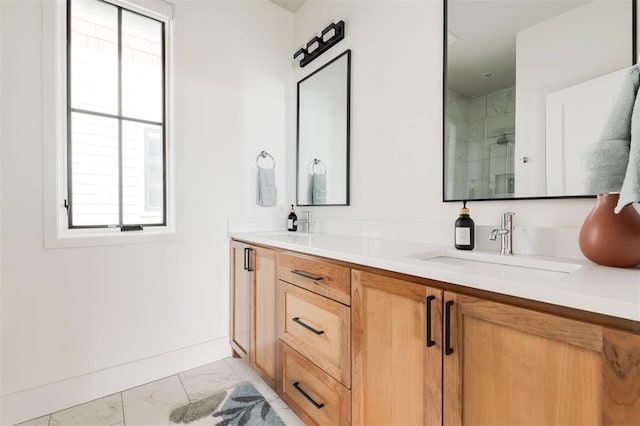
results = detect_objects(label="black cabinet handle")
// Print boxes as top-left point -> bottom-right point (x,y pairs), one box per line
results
426,295 -> 436,347
293,382 -> 325,409
243,248 -> 250,271
244,248 -> 254,272
292,317 -> 325,335
445,300 -> 454,356
291,269 -> 323,281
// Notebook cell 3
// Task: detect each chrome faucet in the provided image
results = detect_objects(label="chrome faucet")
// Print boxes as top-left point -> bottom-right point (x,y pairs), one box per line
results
489,212 -> 515,255
295,211 -> 312,234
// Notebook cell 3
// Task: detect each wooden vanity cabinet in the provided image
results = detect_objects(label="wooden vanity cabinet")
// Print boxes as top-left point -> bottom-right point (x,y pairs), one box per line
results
229,241 -> 277,388
352,268 -> 640,426
231,240 -> 640,425
444,292 -> 640,426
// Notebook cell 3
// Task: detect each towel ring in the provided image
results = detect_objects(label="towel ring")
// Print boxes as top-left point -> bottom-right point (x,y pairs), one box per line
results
307,158 -> 327,175
256,151 -> 275,169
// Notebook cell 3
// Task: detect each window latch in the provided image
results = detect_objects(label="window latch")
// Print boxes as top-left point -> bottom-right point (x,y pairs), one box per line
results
121,225 -> 143,232
64,199 -> 70,217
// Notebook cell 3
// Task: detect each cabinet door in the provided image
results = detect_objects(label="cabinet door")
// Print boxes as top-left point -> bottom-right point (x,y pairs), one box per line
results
352,270 -> 443,426
443,292 -> 607,426
230,241 -> 251,360
252,246 -> 277,387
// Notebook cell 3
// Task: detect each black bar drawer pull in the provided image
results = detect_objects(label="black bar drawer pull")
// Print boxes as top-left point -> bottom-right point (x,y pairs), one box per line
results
445,300 -> 454,356
292,317 -> 325,335
293,382 -> 325,409
426,295 -> 436,347
291,269 -> 323,281
243,248 -> 249,271
244,248 -> 254,272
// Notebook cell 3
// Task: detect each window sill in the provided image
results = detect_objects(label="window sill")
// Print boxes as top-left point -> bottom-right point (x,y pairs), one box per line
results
44,226 -> 180,249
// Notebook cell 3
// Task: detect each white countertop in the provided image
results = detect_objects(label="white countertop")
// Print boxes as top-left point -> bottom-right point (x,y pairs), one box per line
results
229,231 -> 640,322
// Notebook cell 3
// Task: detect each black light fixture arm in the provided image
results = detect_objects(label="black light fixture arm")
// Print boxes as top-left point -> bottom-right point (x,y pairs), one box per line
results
293,20 -> 345,68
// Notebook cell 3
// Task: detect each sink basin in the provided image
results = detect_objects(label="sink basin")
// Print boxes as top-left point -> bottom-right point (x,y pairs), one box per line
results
414,250 -> 582,281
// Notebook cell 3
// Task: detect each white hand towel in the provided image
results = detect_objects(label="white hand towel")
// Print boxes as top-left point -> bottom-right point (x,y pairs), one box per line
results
582,140 -> 629,195
600,65 -> 639,142
583,65 -> 639,195
256,166 -> 277,207
615,79 -> 640,213
312,173 -> 327,204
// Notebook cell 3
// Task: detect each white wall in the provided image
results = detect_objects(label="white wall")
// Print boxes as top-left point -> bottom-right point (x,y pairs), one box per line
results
0,0 -> 292,423
291,0 -> 599,230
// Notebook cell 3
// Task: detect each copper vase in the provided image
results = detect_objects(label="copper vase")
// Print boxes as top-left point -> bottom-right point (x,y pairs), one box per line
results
579,193 -> 640,268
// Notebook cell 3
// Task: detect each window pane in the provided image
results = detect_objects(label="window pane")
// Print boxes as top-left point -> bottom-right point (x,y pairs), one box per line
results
122,120 -> 164,225
122,11 -> 163,122
71,113 -> 119,226
70,0 -> 118,114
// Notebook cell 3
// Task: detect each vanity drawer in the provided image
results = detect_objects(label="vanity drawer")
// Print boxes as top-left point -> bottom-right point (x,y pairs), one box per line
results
278,252 -> 351,305
279,281 -> 351,387
281,342 -> 351,426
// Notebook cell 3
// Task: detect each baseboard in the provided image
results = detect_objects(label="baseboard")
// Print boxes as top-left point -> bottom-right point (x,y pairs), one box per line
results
1,337 -> 231,425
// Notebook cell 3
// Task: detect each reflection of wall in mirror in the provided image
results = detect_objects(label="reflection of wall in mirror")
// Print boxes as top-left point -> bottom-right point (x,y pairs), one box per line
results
515,0 -> 630,197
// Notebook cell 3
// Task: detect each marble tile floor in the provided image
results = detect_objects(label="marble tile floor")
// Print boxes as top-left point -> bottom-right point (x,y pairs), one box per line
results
16,358 -> 304,426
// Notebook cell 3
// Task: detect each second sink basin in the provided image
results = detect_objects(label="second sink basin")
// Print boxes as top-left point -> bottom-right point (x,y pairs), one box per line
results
413,250 -> 583,281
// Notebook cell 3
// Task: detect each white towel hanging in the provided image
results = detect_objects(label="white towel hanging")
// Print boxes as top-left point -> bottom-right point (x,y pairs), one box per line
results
256,151 -> 277,207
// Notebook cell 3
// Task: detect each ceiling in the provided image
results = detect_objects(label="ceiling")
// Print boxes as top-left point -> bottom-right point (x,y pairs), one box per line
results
447,0 -> 591,99
269,0 -> 307,13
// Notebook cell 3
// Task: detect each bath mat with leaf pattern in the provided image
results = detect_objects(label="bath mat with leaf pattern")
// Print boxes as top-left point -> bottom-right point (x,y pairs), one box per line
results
169,382 -> 285,426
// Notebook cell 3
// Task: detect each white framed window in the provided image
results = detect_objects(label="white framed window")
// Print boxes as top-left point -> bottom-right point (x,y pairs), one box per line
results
43,0 -> 176,248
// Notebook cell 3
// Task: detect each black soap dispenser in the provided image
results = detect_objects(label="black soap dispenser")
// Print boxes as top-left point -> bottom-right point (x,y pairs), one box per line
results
287,205 -> 298,232
455,201 -> 475,250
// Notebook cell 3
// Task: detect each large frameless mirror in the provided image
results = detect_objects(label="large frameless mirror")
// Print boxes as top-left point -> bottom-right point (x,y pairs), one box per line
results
297,49 -> 351,206
444,0 -> 636,201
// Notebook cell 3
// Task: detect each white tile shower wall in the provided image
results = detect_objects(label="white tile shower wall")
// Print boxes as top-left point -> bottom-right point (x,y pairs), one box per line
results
486,91 -> 508,117
464,87 -> 515,198
446,89 -> 469,198
467,97 -> 486,122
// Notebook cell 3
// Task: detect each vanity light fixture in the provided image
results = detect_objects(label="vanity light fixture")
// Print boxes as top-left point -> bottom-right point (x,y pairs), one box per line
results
293,20 -> 345,68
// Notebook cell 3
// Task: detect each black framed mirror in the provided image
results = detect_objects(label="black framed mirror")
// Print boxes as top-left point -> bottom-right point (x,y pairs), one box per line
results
296,49 -> 351,206
444,0 -> 637,202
